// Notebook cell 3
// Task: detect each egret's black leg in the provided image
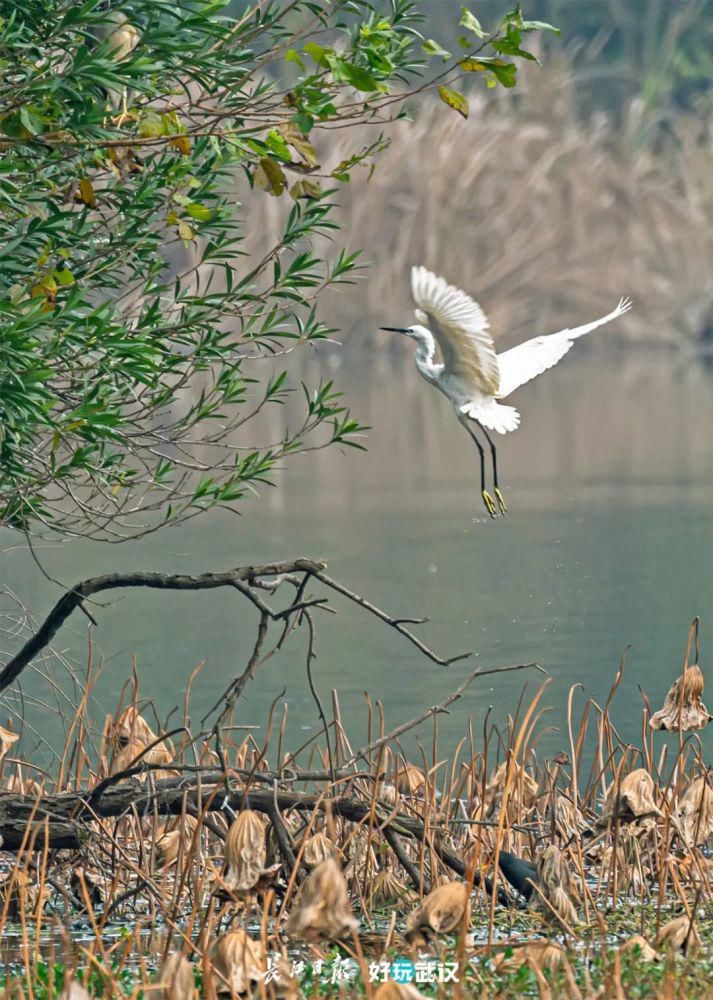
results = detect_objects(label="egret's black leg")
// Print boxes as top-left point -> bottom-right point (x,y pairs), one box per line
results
477,422 -> 507,514
460,418 -> 497,517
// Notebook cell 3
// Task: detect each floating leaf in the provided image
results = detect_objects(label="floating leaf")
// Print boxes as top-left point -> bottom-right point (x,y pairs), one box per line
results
460,8 -> 487,38
438,85 -> 469,118
253,157 -> 286,196
422,39 -> 451,60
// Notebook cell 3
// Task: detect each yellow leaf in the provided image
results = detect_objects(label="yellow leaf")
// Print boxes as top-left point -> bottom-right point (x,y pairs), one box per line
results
278,123 -> 318,166
178,220 -> 195,242
460,59 -> 487,72
137,111 -> 164,138
253,157 -> 286,196
78,177 -> 96,208
166,210 -> 178,225
438,86 -> 469,118
169,134 -> 191,155
290,179 -> 322,201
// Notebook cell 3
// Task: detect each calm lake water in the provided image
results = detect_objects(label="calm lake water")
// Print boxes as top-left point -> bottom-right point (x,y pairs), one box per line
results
2,352 -> 713,769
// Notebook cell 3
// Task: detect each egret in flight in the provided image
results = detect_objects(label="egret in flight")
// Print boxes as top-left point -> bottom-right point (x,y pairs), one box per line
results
381,267 -> 632,517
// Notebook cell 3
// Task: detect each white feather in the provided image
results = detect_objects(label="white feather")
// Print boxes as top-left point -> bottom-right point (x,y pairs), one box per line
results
496,297 -> 633,400
411,266 -> 500,395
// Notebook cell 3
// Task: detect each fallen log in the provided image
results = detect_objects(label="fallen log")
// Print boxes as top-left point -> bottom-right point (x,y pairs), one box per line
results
0,776 -> 511,904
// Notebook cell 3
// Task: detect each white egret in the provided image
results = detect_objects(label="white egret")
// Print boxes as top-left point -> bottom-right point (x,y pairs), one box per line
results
381,267 -> 632,517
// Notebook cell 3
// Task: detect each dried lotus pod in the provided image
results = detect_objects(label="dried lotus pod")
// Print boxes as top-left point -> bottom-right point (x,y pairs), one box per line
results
302,830 -> 339,868
211,929 -> 265,995
285,858 -> 358,942
393,763 -> 427,796
619,935 -> 659,962
112,738 -> 175,780
404,881 -> 469,945
604,769 -> 662,824
155,814 -> 199,869
650,663 -> 711,732
4,771 -> 43,797
223,809 -> 279,893
484,760 -> 538,819
378,782 -> 399,806
534,845 -> 578,929
152,951 -> 195,999
367,868 -> 417,909
553,794 -> 587,837
112,705 -> 156,748
493,941 -> 566,972
653,915 -> 701,955
677,776 -> 713,846
0,725 -> 19,760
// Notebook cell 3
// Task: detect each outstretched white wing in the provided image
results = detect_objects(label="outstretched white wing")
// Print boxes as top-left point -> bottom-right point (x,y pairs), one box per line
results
496,297 -> 633,400
411,266 -> 500,395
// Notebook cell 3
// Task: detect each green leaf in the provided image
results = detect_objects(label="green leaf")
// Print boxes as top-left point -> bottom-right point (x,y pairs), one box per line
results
53,268 -> 75,286
521,19 -> 560,34
185,203 -> 213,222
253,157 -> 287,196
293,112 -> 315,135
422,39 -> 452,60
285,48 -> 305,70
340,62 -> 379,92
490,61 -> 517,87
137,111 -> 164,138
438,85 -> 469,118
460,8 -> 487,38
20,106 -> 44,136
265,129 -> 292,161
303,41 -> 329,67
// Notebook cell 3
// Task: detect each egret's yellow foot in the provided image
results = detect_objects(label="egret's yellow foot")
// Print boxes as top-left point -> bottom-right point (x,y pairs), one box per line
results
494,487 -> 507,514
482,490 -> 497,518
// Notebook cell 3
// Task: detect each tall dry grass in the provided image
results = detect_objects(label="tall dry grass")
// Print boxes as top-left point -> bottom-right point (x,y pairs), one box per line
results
254,60 -> 713,350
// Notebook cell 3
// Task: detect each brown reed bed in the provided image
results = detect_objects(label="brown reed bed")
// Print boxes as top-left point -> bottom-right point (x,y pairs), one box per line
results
251,58 -> 713,353
0,617 -> 710,997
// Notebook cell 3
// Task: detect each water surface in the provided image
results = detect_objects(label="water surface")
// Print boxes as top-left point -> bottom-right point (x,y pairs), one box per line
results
2,353 -> 713,767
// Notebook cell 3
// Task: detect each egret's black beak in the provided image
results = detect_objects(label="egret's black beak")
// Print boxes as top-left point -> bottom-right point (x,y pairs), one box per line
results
379,326 -> 409,334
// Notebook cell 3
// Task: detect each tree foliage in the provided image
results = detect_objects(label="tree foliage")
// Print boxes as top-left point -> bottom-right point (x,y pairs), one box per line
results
0,0 -> 555,541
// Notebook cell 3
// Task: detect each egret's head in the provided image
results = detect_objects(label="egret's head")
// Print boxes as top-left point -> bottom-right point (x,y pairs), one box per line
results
379,324 -> 430,341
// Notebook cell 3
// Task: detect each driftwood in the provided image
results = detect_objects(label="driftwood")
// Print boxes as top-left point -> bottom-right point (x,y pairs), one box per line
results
0,775 -> 511,904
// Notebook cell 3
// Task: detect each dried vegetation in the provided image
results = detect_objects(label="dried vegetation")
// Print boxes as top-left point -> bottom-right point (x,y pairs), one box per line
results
0,616 -> 710,997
